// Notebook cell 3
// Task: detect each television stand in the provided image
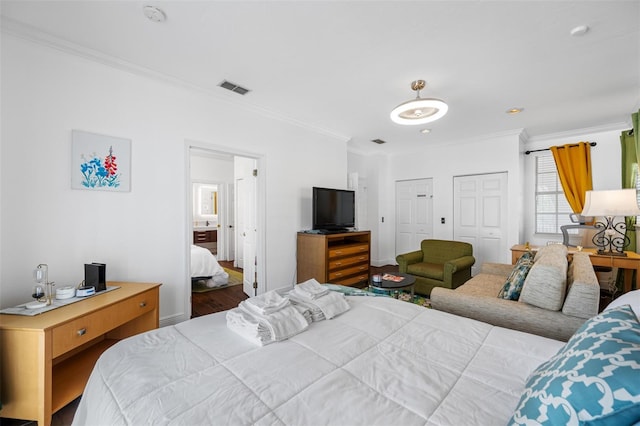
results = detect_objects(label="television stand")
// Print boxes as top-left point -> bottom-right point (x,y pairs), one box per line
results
297,230 -> 370,287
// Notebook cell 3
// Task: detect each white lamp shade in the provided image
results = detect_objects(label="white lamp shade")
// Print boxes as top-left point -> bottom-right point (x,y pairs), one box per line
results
581,189 -> 640,217
390,98 -> 448,125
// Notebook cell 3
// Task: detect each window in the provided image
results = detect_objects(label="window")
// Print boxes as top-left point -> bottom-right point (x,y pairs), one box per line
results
535,153 -> 573,234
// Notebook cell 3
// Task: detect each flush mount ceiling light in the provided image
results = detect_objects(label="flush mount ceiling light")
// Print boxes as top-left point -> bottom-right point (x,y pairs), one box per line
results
390,80 -> 448,125
506,107 -> 524,114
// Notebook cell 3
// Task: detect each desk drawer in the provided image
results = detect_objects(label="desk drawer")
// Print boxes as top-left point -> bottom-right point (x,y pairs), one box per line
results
328,243 -> 368,259
52,291 -> 157,358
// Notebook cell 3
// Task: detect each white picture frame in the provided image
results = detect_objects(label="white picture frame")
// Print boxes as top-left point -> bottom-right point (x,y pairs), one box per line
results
71,130 -> 131,192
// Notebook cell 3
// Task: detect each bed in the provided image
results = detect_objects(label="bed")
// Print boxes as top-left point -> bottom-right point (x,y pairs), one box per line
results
191,244 -> 228,287
72,294 -> 640,425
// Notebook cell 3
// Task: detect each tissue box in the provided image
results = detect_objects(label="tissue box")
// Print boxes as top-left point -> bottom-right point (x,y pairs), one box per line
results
84,263 -> 106,292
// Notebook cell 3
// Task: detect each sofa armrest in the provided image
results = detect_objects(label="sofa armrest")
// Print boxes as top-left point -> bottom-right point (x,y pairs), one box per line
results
396,250 -> 423,272
430,287 -> 587,341
479,263 -> 514,278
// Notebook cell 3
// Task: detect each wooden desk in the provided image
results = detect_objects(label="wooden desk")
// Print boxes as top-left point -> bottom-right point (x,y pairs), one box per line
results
511,245 -> 639,293
0,281 -> 161,426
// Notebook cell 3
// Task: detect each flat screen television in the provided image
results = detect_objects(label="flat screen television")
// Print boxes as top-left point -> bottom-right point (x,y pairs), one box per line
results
312,187 -> 355,232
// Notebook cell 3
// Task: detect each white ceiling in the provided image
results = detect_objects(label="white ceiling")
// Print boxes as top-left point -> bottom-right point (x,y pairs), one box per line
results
2,1 -> 639,154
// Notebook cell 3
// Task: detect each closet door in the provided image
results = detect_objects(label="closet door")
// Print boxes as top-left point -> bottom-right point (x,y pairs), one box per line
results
395,179 -> 433,256
453,172 -> 508,275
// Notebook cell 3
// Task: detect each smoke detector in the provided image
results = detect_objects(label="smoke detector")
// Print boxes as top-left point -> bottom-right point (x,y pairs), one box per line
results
143,6 -> 166,23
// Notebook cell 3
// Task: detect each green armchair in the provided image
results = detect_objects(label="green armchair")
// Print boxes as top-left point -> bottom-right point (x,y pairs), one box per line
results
396,239 -> 475,296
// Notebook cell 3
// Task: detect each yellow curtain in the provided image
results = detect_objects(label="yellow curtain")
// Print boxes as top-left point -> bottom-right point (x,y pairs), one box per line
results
550,142 -> 593,214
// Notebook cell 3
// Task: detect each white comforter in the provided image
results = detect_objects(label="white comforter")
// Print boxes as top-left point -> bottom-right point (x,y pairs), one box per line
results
191,244 -> 228,286
73,296 -> 562,425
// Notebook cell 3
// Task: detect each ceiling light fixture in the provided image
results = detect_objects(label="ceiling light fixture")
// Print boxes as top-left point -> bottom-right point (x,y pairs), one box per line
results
390,80 -> 448,125
506,107 -> 524,114
143,5 -> 166,23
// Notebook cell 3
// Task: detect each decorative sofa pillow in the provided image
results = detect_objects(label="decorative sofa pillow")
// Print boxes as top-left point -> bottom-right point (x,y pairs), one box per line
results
605,289 -> 640,320
519,245 -> 568,311
498,250 -> 534,300
509,305 -> 640,425
561,252 -> 600,319
533,243 -> 567,261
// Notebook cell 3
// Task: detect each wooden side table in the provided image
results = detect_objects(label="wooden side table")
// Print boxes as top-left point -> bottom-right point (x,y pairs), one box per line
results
511,245 -> 639,293
0,281 -> 161,426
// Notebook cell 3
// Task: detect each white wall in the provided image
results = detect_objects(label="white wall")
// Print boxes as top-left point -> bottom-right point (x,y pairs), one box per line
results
522,127 -> 626,247
0,35 -> 348,323
372,131 -> 522,265
348,125 -> 629,267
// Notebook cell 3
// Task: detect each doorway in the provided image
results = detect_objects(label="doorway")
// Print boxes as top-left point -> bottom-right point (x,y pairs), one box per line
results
186,143 -> 263,318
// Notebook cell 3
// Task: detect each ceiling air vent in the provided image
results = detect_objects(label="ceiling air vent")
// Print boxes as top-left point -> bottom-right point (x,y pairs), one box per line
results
219,80 -> 250,95
371,139 -> 386,144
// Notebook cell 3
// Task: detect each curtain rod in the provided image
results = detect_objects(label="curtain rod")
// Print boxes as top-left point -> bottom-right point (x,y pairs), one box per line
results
525,141 -> 597,155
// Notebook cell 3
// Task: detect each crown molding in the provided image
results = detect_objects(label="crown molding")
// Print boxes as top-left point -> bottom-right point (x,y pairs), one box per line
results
526,121 -> 631,144
1,17 -> 351,143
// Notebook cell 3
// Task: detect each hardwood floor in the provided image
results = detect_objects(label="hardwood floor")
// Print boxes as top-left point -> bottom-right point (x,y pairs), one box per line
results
191,260 -> 248,318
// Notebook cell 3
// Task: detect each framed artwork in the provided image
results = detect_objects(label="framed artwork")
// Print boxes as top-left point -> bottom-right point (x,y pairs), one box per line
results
71,130 -> 131,192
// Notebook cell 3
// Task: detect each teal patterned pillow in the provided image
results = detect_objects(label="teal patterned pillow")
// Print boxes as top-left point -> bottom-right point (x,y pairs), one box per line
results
509,305 -> 640,425
498,251 -> 534,300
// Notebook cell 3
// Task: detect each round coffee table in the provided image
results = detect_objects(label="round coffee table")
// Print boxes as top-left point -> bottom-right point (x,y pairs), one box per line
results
369,273 -> 416,299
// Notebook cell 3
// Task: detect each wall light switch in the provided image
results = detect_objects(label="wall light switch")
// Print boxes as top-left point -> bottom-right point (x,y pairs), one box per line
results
441,217 -> 445,224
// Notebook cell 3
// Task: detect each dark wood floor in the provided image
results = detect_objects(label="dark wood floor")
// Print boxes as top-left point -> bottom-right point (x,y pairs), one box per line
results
191,261 -> 248,317
191,263 -> 398,317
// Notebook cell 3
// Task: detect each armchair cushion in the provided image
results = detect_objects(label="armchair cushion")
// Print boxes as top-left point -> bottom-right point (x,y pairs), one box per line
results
407,262 -> 444,280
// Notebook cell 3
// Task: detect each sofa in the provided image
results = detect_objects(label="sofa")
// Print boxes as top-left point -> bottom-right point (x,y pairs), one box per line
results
395,239 -> 475,296
430,244 -> 600,341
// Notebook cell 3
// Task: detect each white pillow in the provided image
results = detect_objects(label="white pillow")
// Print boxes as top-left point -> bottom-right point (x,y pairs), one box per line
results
605,290 -> 640,320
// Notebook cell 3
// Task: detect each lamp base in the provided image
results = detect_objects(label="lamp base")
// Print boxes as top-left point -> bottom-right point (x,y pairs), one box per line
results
596,249 -> 627,257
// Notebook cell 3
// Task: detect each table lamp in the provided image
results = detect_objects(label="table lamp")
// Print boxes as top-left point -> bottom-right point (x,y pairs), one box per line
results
581,189 -> 640,256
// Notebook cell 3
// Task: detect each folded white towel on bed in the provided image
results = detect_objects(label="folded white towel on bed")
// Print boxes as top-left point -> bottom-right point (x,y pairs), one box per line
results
294,278 -> 330,300
226,308 -> 272,346
288,290 -> 350,320
230,302 -> 309,345
243,290 -> 290,315
293,304 -> 313,325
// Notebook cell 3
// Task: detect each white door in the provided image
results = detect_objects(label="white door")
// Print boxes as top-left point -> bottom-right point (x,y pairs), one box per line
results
237,174 -> 257,296
395,179 -> 433,256
453,172 -> 508,275
225,183 -> 235,261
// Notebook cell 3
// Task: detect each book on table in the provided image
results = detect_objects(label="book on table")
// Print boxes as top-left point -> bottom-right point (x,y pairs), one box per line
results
382,274 -> 404,282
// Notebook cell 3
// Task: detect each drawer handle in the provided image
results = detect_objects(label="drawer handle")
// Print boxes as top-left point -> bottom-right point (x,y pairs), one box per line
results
334,251 -> 343,255
334,262 -> 342,266
77,328 -> 87,336
139,301 -> 147,308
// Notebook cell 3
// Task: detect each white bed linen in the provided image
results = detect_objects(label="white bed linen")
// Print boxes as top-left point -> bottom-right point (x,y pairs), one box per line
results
73,296 -> 563,425
190,244 -> 228,286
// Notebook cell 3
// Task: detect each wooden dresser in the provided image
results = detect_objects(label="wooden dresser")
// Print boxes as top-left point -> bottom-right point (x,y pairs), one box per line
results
297,231 -> 370,286
0,281 -> 161,426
